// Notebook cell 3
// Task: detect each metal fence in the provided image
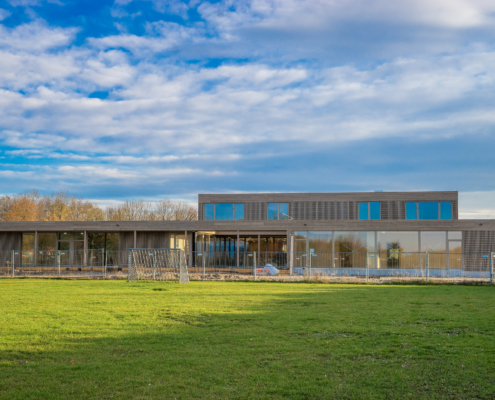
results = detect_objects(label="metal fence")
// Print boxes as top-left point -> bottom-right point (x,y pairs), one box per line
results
0,249 -> 130,278
0,250 -> 493,282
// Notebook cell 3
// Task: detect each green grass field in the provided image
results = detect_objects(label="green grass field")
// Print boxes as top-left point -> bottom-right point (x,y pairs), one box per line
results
0,280 -> 494,399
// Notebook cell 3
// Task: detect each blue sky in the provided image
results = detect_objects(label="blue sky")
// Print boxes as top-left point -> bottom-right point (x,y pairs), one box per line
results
1,0 -> 495,217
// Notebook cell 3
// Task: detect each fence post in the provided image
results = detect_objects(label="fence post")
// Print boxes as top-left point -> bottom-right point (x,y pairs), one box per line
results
104,250 -> 107,279
254,251 -> 257,281
152,253 -> 156,280
490,252 -> 493,284
426,253 -> 429,283
366,254 -> 369,282
11,250 -> 14,277
202,253 -> 205,281
56,251 -> 60,277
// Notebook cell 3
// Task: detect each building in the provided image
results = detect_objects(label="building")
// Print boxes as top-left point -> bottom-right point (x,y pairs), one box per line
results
1,191 -> 494,276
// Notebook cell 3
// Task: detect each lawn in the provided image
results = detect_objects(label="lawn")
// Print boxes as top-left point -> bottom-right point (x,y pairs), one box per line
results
0,280 -> 494,399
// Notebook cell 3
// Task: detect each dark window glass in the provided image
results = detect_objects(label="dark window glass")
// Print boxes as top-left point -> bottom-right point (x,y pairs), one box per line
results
370,202 -> 380,220
279,203 -> 289,219
204,204 -> 214,221
358,203 -> 368,220
234,204 -> 244,220
268,203 -> 278,220
440,201 -> 451,220
406,202 -> 417,220
216,203 -> 233,220
418,202 -> 438,219
74,232 -> 84,241
37,233 -> 56,251
58,232 -> 71,240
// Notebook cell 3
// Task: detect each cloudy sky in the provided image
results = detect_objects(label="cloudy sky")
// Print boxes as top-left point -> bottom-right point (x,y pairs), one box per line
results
0,0 -> 494,217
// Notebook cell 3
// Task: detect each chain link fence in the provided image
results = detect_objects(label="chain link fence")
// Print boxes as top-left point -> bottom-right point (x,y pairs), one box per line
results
0,250 -> 493,282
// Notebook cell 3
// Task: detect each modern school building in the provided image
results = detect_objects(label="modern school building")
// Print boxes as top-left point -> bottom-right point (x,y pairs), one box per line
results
1,191 -> 494,278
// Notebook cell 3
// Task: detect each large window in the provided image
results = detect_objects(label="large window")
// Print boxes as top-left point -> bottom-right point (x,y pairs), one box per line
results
418,202 -> 439,220
216,203 -> 234,221
358,202 -> 380,220
204,203 -> 244,220
268,203 -> 290,220
377,231 -> 419,269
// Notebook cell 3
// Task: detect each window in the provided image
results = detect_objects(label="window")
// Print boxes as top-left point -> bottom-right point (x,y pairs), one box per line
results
440,201 -> 452,220
358,202 -> 381,220
205,203 -> 244,220
234,204 -> 244,220
216,203 -> 234,220
418,202 -> 439,220
268,203 -> 290,220
204,204 -> 214,220
358,203 -> 368,220
268,203 -> 278,220
279,203 -> 289,220
406,202 -> 417,220
370,202 -> 380,220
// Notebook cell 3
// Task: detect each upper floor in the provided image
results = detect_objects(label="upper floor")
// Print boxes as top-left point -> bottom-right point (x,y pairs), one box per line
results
198,191 -> 459,221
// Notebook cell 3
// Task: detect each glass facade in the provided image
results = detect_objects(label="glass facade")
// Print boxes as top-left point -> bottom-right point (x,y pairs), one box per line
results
216,203 -> 234,221
440,201 -> 452,220
204,204 -> 214,220
418,202 -> 439,220
377,231 -> 419,269
22,232 -> 34,265
421,231 -> 447,269
334,231 -> 375,268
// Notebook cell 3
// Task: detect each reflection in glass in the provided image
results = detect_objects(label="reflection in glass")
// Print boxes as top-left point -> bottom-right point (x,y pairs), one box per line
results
448,231 -> 462,240
358,203 -> 368,220
22,232 -> 35,265
216,203 -> 233,220
58,232 -> 71,240
440,201 -> 452,220
406,202 -> 417,220
74,232 -> 84,241
279,203 -> 289,220
268,203 -> 278,220
448,241 -> 463,269
204,204 -> 214,220
421,231 -> 447,269
334,231 -> 375,268
418,202 -> 438,220
309,232 -> 332,253
234,204 -> 244,220
377,231 -> 419,269
294,231 -> 307,239
370,202 -> 380,220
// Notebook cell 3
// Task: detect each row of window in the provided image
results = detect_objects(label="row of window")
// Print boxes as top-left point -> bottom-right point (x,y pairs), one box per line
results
406,201 -> 451,220
358,201 -> 452,220
204,203 -> 244,221
206,201 -> 453,221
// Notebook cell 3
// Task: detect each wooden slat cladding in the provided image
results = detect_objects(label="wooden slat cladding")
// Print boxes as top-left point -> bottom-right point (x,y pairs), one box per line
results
197,192 -> 458,221
463,231 -> 495,253
0,232 -> 21,266
119,232 -> 134,252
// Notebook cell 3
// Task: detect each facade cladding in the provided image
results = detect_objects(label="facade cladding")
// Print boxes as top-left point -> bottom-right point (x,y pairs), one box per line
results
1,191 -> 495,271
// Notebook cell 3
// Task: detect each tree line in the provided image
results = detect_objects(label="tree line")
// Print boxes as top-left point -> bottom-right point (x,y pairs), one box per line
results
0,190 -> 197,221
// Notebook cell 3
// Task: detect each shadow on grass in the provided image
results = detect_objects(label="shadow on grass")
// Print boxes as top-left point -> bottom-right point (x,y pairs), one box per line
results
1,282 -> 494,400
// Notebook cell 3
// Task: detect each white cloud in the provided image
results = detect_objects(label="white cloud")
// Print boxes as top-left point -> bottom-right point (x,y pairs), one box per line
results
0,9 -> 11,21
